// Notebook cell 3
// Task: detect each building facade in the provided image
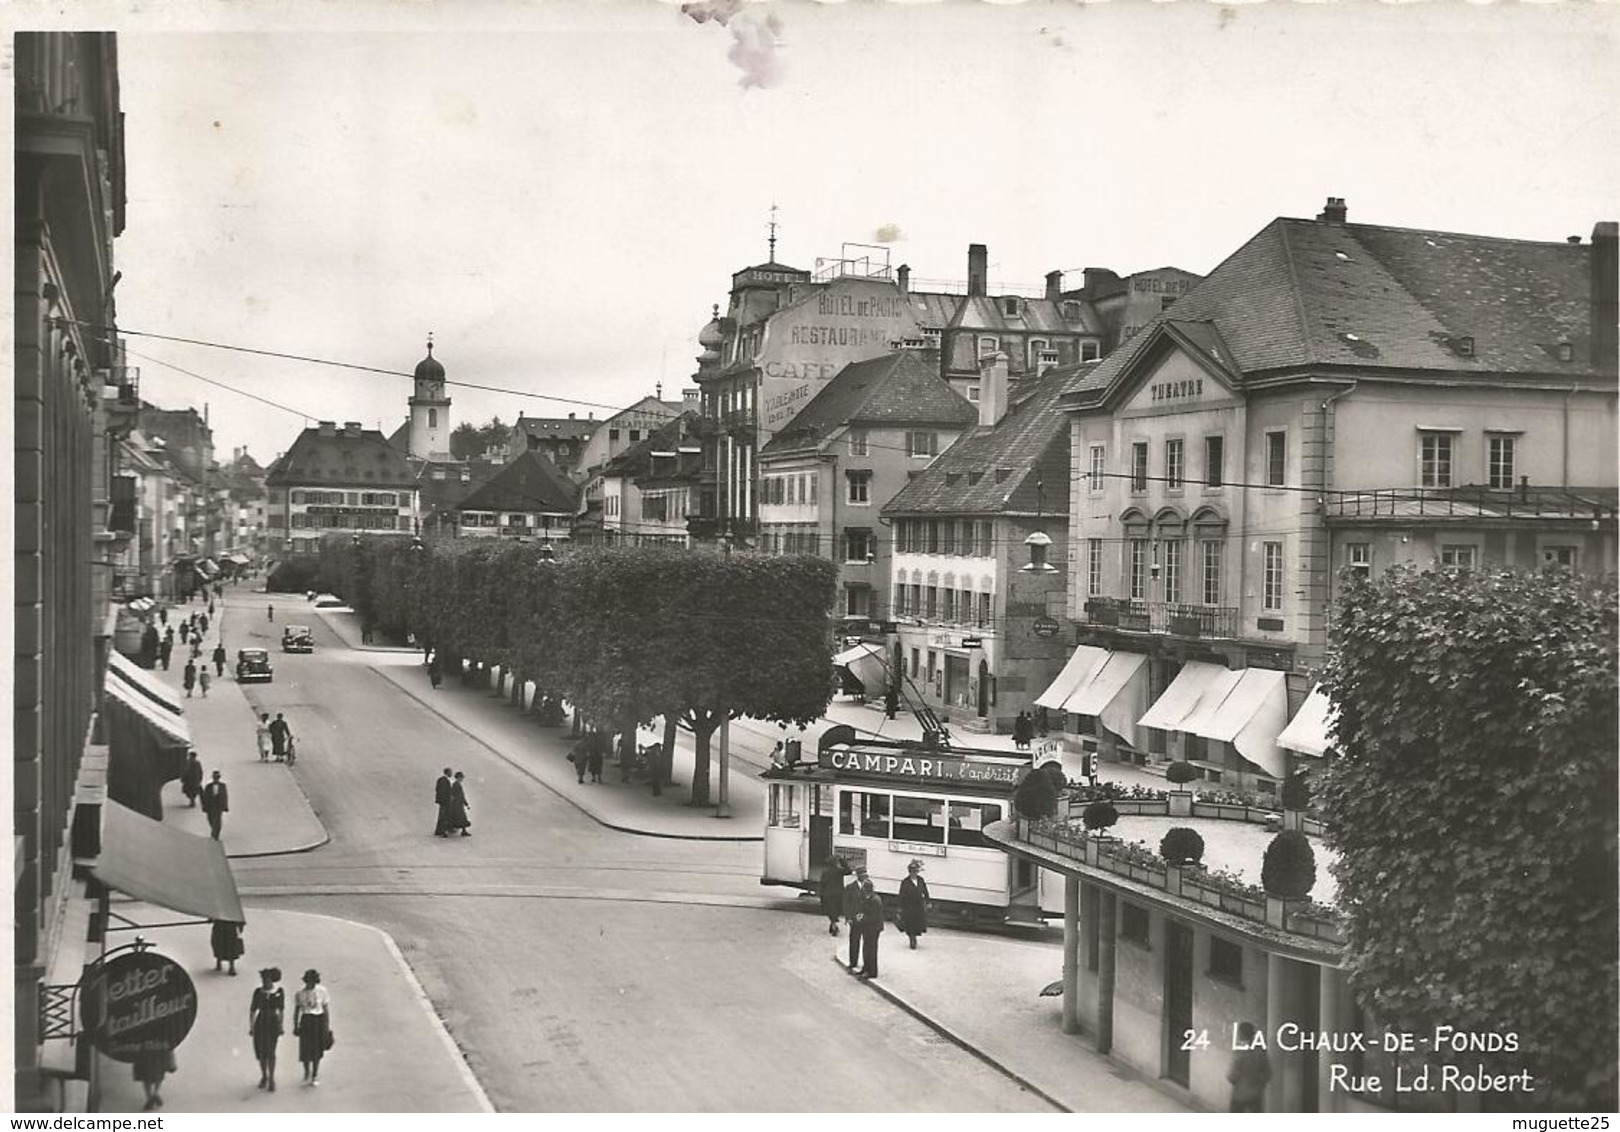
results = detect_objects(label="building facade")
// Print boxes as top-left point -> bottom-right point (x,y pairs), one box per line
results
1050,199 -> 1618,793
757,350 -> 977,626
455,449 -> 577,540
265,421 -> 420,553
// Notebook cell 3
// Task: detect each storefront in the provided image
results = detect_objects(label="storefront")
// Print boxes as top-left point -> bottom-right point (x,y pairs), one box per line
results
1278,683 -> 1339,764
101,651 -> 191,819
1034,645 -> 1151,762
1136,661 -> 1288,790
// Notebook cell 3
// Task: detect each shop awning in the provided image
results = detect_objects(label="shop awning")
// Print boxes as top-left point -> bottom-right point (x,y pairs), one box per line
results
832,642 -> 888,695
90,799 -> 244,924
104,668 -> 189,747
107,648 -> 187,718
1034,646 -> 1110,711
1065,651 -> 1151,750
1136,660 -> 1235,733
223,553 -> 251,566
1180,668 -> 1290,778
1278,683 -> 1339,758
195,558 -> 220,578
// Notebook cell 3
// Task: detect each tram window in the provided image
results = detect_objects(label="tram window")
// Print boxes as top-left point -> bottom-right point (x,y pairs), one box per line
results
891,795 -> 945,844
840,790 -> 891,838
946,801 -> 1003,848
769,784 -> 800,828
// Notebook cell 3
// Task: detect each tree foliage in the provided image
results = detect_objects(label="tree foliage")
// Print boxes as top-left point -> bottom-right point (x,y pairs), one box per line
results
1013,766 -> 1058,819
1321,565 -> 1618,1110
450,417 -> 512,461
1159,826 -> 1205,866
1261,830 -> 1315,898
1082,800 -> 1118,832
1165,759 -> 1201,785
1280,768 -> 1312,811
266,554 -> 321,594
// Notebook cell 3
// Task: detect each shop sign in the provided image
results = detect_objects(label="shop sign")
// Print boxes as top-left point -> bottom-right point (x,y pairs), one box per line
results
824,748 -> 1029,787
1032,616 -> 1062,638
80,949 -> 198,1062
1033,740 -> 1064,768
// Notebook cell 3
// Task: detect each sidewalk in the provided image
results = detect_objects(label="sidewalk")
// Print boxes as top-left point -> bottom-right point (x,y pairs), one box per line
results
831,930 -> 1193,1113
149,597 -> 326,856
95,906 -> 492,1113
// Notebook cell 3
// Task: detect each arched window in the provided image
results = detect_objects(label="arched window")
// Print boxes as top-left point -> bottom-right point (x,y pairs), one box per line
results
428,408 -> 437,429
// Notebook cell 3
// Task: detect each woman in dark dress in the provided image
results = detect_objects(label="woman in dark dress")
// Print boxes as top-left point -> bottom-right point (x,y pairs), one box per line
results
818,854 -> 849,936
249,967 -> 285,1091
898,859 -> 932,950
132,1049 -> 172,1110
446,771 -> 471,836
293,969 -> 332,1085
211,919 -> 243,976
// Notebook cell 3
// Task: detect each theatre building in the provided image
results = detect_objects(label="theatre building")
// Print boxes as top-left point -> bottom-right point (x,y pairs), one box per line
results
1043,199 -> 1618,793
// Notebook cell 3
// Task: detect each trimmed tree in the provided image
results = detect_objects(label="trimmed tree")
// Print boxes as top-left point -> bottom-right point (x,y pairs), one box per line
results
1261,830 -> 1315,898
1165,759 -> 1200,786
1081,800 -> 1118,834
1159,827 -> 1205,867
1013,766 -> 1059,820
1321,565 -> 1618,1110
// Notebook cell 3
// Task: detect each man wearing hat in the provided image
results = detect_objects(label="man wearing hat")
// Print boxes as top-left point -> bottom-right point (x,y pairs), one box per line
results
842,865 -> 870,971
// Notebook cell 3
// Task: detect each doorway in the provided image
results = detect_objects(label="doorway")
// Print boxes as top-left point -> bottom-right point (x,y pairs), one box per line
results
1164,919 -> 1194,1086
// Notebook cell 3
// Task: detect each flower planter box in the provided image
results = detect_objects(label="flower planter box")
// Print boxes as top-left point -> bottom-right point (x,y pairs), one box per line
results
1164,864 -> 1183,896
1266,894 -> 1288,928
1167,790 -> 1193,817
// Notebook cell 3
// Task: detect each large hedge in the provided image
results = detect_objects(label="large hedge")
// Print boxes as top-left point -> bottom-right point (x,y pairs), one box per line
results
1321,565 -> 1617,1110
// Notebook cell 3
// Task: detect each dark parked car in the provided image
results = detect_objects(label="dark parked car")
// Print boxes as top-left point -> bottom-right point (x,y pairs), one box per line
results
282,625 -> 315,653
236,648 -> 274,683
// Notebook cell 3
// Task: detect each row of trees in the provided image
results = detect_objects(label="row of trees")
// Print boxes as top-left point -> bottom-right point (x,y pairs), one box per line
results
317,535 -> 840,805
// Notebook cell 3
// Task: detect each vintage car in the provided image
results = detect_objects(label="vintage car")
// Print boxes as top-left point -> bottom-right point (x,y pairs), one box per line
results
236,648 -> 274,683
282,625 -> 315,653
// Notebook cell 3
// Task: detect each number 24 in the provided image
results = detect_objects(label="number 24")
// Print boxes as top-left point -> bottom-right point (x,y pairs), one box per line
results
1181,1029 -> 1210,1051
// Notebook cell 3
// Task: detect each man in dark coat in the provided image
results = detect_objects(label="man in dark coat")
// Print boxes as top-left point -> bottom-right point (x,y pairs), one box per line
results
433,768 -> 454,837
183,659 -> 198,698
842,866 -> 870,971
181,752 -> 205,807
158,630 -> 174,671
212,642 -> 227,677
818,855 -> 848,936
140,623 -> 160,668
268,713 -> 291,760
855,879 -> 885,979
201,771 -> 229,840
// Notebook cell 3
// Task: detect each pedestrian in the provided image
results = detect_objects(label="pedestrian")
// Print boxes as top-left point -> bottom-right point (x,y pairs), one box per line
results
428,656 -> 442,690
587,737 -> 605,784
250,967 -> 285,1091
447,771 -> 471,836
1013,711 -> 1032,752
255,713 -> 271,762
898,859 -> 931,950
1036,705 -> 1050,737
208,598 -> 216,618
211,918 -> 244,976
158,606 -> 168,627
360,622 -> 373,645
267,603 -> 275,622
190,639 -> 202,662
293,969 -> 333,1086
268,713 -> 290,760
181,751 -> 204,808
201,770 -> 229,840
140,623 -> 160,668
433,767 -> 454,837
182,659 -> 197,698
199,613 -> 209,637
132,1048 -> 173,1111
818,854 -> 848,936
160,628 -> 174,671
884,684 -> 900,721
843,865 -> 870,971
179,622 -> 190,646
213,641 -> 227,677
198,668 -> 211,698
855,878 -> 885,980
569,738 -> 588,784
1227,1021 -> 1272,1111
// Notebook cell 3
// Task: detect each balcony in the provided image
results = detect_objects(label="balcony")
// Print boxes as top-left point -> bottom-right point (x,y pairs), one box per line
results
101,366 -> 139,433
1083,597 -> 1237,639
722,410 -> 757,436
1323,485 -> 1619,524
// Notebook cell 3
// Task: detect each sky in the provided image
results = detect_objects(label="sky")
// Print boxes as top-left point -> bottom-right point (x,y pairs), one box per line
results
17,0 -> 1620,464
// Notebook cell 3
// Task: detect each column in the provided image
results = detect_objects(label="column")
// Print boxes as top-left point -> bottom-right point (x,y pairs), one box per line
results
1318,965 -> 1347,1113
1078,881 -> 1100,1033
1097,890 -> 1117,1054
1062,874 -> 1080,1034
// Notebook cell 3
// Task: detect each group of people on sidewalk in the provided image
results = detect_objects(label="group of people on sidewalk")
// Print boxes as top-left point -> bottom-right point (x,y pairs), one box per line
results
180,751 -> 231,839
256,711 -> 297,763
818,856 -> 932,981
248,967 -> 335,1094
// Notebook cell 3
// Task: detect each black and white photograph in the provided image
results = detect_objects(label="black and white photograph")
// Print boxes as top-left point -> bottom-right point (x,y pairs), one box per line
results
8,0 -> 1618,1118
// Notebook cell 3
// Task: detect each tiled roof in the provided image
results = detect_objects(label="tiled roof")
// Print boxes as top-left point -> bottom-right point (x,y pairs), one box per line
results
761,352 -> 976,455
514,414 -> 597,442
600,414 -> 694,478
457,450 -> 578,514
947,294 -> 1101,336
413,456 -> 504,516
883,362 -> 1092,517
264,427 -> 418,488
1067,215 -> 1616,405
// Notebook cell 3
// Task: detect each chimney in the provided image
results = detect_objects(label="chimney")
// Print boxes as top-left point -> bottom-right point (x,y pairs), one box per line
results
1593,221 -> 1618,370
1082,267 -> 1121,298
1317,196 -> 1348,224
896,264 -> 910,294
978,352 -> 1010,428
343,421 -> 362,438
568,412 -> 576,420
1045,271 -> 1063,302
317,420 -> 336,438
967,244 -> 988,297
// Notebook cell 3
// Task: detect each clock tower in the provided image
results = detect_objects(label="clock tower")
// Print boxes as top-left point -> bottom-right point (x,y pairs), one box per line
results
407,338 -> 452,460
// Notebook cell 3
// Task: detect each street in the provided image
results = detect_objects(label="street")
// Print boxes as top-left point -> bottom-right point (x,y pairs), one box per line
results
224,593 -> 1058,1111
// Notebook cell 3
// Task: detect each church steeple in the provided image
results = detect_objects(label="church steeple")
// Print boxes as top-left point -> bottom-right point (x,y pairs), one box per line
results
407,335 -> 451,460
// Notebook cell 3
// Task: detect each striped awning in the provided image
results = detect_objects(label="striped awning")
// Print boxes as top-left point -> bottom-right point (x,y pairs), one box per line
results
107,649 -> 186,719
1278,684 -> 1339,758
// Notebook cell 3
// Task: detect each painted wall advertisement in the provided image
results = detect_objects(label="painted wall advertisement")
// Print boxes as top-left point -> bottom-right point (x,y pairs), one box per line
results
756,277 -> 923,434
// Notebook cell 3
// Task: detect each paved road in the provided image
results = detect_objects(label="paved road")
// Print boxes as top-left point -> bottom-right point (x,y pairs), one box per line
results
230,595 -> 1056,1112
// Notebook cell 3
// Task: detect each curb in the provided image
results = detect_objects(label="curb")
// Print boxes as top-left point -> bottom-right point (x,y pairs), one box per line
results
372,667 -> 764,844
279,909 -> 496,1113
830,955 -> 1071,1113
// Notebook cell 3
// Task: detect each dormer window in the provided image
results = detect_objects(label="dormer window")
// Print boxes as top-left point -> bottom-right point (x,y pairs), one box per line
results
1556,342 -> 1574,363
1062,301 -> 1082,322
1454,336 -> 1476,358
977,336 -> 999,358
1002,297 -> 1021,318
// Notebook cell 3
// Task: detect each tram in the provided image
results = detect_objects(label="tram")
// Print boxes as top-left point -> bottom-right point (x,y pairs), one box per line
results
760,723 -> 1066,923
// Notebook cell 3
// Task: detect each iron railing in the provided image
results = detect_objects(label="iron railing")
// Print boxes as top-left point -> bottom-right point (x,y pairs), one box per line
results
1083,597 -> 1238,639
1324,485 -> 1618,523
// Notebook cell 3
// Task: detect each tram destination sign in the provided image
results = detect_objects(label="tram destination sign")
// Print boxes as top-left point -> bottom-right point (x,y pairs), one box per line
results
823,747 -> 1029,787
